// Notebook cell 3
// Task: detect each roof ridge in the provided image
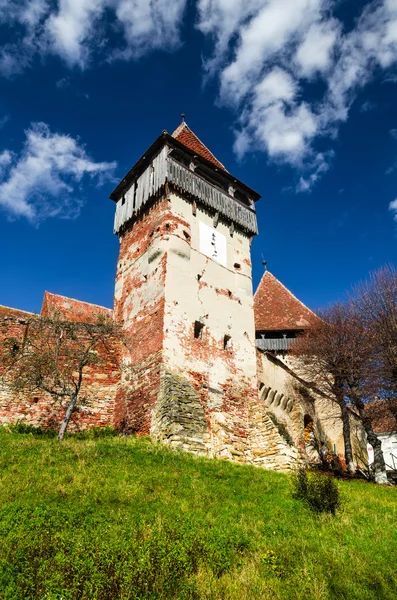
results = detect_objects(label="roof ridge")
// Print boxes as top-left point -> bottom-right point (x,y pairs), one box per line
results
44,291 -> 112,312
0,304 -> 35,315
171,121 -> 228,172
255,271 -> 318,320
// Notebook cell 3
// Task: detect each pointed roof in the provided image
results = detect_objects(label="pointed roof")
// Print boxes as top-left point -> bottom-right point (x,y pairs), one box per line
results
171,121 -> 228,172
254,270 -> 319,332
41,292 -> 113,323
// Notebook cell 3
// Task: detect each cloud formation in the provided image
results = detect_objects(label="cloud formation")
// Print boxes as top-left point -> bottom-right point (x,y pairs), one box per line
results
0,122 -> 116,222
0,0 -> 187,71
390,199 -> 397,222
197,0 -> 397,190
2,0 -> 397,206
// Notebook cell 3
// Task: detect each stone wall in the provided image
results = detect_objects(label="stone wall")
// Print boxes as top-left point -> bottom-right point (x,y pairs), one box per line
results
256,349 -> 367,467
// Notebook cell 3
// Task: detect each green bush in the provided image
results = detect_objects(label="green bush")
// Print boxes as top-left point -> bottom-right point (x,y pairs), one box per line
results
293,468 -> 341,515
2,423 -> 117,440
72,426 -> 118,439
4,422 -> 57,437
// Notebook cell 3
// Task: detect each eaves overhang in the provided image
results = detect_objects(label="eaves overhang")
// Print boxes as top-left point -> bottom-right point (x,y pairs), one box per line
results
109,132 -> 261,203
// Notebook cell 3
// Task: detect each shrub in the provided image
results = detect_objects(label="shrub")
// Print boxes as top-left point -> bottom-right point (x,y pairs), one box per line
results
4,422 -> 57,438
293,468 -> 341,515
72,426 -> 118,440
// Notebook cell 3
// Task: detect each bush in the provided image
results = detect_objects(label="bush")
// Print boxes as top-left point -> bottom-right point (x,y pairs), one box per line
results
4,422 -> 57,438
72,426 -> 118,440
293,468 -> 340,514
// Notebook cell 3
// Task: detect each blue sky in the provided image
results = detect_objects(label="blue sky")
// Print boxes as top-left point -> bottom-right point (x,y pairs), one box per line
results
0,0 -> 397,314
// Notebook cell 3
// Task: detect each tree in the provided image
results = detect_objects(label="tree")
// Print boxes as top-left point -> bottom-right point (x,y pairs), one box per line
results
354,265 -> 397,409
292,297 -> 390,484
340,308 -> 388,485
292,302 -> 362,475
351,265 -> 397,483
1,312 -> 120,440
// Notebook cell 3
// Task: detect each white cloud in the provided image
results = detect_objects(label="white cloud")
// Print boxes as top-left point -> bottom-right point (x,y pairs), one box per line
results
45,0 -> 102,67
0,0 -> 188,72
389,198 -> 397,222
197,0 -> 397,191
295,20 -> 339,77
0,150 -> 13,177
0,114 -> 9,129
0,122 -> 116,222
114,0 -> 187,60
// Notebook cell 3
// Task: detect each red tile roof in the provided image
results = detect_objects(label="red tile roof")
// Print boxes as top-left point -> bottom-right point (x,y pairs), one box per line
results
366,399 -> 397,434
172,122 -> 228,172
41,292 -> 113,323
0,305 -> 35,320
254,271 -> 319,331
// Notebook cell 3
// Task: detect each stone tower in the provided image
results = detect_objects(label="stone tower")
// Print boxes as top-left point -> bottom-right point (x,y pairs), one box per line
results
110,120 -> 261,460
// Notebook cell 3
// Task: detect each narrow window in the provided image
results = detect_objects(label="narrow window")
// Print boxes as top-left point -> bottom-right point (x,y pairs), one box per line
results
194,321 -> 204,339
223,334 -> 231,350
121,195 -> 126,206
133,181 -> 138,210
11,343 -> 19,356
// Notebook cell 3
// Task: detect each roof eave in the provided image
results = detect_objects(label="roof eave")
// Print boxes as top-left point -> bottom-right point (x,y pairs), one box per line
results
109,132 -> 261,203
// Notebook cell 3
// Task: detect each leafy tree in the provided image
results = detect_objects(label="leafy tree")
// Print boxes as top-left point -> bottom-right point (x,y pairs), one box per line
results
292,302 -> 367,475
293,297 -> 389,484
1,312 -> 120,440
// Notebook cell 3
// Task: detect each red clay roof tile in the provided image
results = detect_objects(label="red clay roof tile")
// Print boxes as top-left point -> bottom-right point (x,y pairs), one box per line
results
254,271 -> 319,331
41,292 -> 113,323
0,305 -> 34,319
172,122 -> 228,172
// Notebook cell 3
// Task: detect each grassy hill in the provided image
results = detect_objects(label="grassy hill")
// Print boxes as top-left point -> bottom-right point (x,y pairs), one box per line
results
0,429 -> 396,600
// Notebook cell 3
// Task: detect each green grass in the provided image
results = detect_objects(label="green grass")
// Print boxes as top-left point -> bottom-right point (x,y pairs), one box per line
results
0,430 -> 396,600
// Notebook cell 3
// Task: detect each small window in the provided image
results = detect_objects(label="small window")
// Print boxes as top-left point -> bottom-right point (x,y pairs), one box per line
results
133,181 -> 138,209
223,334 -> 231,350
11,343 -> 19,356
194,321 -> 205,339
33,397 -> 39,404
234,263 -> 241,270
121,195 -> 126,206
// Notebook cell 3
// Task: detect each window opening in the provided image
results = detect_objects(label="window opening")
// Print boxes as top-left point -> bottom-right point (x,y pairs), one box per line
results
223,334 -> 231,350
133,181 -> 138,210
194,321 -> 205,339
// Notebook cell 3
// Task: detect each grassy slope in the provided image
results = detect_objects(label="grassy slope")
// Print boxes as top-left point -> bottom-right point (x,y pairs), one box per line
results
0,432 -> 396,600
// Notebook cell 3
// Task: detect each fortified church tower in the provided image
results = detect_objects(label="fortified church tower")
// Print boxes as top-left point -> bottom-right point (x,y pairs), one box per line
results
110,119 -> 264,460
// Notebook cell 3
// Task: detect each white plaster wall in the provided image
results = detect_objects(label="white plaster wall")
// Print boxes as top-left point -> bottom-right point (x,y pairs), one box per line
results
162,193 -> 257,387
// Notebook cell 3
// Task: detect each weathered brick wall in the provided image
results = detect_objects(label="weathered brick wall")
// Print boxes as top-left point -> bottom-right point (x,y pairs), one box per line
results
113,198 -> 170,433
0,317 -> 120,432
